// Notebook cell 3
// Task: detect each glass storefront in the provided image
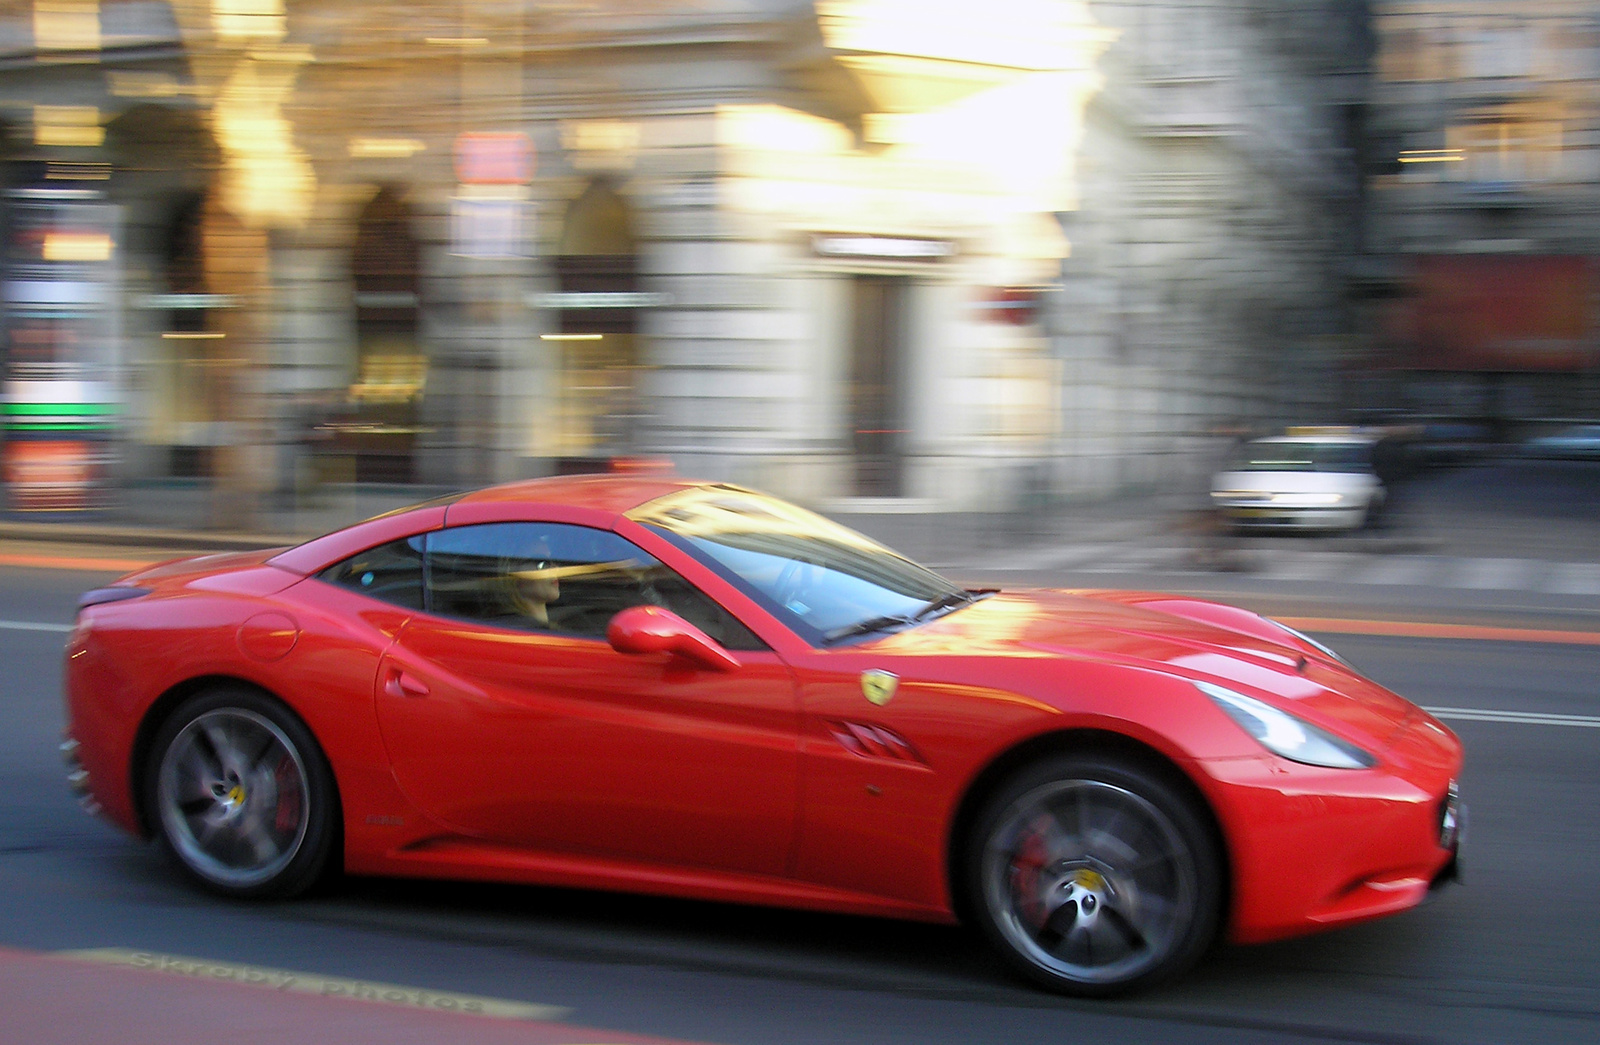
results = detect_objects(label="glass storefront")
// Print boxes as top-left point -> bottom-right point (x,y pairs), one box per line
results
2,175 -> 120,511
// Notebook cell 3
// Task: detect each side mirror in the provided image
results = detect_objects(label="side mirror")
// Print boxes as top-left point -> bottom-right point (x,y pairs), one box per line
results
607,605 -> 741,672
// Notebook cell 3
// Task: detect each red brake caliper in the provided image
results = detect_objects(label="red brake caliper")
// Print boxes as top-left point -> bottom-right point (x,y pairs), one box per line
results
1011,826 -> 1049,929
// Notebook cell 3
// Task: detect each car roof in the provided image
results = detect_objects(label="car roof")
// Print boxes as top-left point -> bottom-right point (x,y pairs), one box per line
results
453,473 -> 704,514
268,473 -> 715,575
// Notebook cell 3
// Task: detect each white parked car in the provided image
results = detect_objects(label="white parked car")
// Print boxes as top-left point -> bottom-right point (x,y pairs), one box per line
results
1211,433 -> 1386,532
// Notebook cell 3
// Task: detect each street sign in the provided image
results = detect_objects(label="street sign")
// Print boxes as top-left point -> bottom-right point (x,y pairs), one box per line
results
812,234 -> 954,261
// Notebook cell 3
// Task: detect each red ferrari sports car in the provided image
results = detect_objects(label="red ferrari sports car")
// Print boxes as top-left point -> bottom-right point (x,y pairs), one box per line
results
63,476 -> 1463,996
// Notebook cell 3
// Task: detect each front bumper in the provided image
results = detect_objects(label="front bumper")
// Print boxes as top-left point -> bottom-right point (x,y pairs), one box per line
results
1203,736 -> 1463,945
1218,504 -> 1368,531
1429,783 -> 1465,892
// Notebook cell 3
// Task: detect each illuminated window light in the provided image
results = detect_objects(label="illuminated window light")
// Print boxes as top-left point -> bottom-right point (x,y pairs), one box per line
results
35,124 -> 104,147
560,120 -> 642,155
249,44 -> 313,62
161,332 -> 226,339
109,71 -> 184,98
349,138 -> 427,158
34,105 -> 102,148
540,334 -> 604,341
42,232 -> 113,261
212,0 -> 286,43
1399,149 -> 1464,163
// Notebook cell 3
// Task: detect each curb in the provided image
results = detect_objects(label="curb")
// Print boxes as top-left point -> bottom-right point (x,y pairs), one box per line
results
0,521 -> 301,552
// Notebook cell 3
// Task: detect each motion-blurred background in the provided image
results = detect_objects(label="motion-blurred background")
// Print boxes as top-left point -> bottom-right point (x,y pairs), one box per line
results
0,0 -> 1596,529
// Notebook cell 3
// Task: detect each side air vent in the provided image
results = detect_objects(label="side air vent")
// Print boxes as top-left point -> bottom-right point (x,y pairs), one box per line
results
826,721 -> 926,765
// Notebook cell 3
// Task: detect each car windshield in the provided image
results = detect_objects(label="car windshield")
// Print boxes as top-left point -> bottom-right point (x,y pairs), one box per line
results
1229,441 -> 1373,473
630,486 -> 974,645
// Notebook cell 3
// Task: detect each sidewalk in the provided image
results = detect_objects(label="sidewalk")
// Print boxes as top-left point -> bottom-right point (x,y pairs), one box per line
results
1,465 -> 1595,596
0,478 -> 1195,562
0,480 -> 446,552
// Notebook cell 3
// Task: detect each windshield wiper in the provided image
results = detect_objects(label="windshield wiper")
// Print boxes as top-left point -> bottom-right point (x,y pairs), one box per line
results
823,590 -> 996,645
823,614 -> 918,644
911,590 -> 984,621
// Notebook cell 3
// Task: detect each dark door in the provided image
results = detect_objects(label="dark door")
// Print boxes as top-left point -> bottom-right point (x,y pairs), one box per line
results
850,275 -> 908,497
348,187 -> 422,483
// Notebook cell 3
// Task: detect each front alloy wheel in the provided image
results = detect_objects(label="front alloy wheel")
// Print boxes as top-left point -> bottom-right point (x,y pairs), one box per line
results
969,757 -> 1222,996
149,688 -> 337,898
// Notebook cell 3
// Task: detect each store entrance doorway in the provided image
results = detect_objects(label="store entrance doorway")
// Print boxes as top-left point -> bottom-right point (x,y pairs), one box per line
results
850,275 -> 909,497
552,180 -> 642,466
346,186 -> 423,483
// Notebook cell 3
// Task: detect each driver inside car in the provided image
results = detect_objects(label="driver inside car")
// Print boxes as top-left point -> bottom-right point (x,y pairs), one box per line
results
506,542 -> 561,626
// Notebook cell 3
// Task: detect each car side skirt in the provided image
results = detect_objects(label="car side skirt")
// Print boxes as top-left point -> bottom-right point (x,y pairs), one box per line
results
351,838 -> 958,924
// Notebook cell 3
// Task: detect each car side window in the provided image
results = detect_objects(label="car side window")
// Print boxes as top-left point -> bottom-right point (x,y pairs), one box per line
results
424,522 -> 765,650
317,536 -> 426,610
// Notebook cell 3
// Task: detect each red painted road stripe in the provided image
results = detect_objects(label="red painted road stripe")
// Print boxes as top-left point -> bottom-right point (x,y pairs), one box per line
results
0,945 -> 710,1045
0,552 -> 160,572
1278,615 -> 1600,647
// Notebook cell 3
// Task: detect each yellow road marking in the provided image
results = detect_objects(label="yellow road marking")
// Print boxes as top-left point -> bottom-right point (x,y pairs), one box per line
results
54,948 -> 569,1022
1276,615 -> 1600,647
0,552 -> 158,572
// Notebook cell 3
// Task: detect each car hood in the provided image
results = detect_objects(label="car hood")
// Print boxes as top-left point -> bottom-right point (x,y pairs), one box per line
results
875,589 -> 1418,746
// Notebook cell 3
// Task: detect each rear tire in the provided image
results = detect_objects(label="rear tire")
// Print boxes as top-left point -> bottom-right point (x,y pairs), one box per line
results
145,686 -> 339,899
964,755 -> 1223,997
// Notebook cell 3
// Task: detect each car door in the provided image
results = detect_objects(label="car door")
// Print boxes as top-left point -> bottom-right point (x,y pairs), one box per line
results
374,520 -> 800,877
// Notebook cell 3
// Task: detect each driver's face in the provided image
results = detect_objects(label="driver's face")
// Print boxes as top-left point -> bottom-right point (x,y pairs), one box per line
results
518,544 -> 559,603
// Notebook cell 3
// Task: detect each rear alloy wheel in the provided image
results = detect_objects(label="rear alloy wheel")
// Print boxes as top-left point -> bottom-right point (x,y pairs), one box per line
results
148,688 -> 338,899
967,756 -> 1222,996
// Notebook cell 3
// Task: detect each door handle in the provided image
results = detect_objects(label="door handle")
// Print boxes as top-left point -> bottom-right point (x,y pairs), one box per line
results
384,669 -> 430,699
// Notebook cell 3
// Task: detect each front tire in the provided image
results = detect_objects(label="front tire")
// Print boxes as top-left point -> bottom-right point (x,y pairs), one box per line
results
146,687 -> 338,899
964,755 -> 1223,996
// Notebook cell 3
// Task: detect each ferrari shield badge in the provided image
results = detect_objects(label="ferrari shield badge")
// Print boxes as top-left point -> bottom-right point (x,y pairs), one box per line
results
861,670 -> 899,707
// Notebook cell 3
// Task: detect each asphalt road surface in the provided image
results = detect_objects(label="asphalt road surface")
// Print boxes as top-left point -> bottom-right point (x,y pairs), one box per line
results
1,562 -> 1596,1045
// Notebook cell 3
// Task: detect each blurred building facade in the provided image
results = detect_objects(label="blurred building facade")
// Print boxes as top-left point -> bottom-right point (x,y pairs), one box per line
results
1365,0 -> 1600,426
1053,0 -> 1372,497
0,0 -> 1373,518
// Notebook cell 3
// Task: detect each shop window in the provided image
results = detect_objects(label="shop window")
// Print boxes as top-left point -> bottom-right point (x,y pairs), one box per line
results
339,186 -> 424,483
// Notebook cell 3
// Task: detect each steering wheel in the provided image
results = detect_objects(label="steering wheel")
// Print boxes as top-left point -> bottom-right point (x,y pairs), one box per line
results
772,558 -> 820,611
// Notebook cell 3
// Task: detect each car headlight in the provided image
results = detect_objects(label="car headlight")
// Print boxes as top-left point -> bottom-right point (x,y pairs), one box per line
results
1195,680 -> 1376,769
